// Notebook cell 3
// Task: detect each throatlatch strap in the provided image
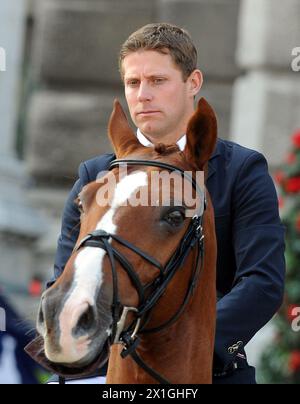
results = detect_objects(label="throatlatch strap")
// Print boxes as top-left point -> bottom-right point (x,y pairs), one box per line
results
121,334 -> 170,385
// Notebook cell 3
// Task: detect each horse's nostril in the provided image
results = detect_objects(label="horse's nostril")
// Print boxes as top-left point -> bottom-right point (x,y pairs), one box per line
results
74,305 -> 95,337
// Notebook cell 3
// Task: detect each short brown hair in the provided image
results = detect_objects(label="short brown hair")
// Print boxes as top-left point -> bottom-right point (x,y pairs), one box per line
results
119,23 -> 198,82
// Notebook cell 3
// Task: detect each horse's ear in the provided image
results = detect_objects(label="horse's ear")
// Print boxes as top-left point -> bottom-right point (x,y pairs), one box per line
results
108,99 -> 141,158
183,98 -> 217,170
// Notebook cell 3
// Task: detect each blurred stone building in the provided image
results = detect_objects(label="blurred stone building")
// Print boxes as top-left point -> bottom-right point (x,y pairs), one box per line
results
0,0 -> 300,370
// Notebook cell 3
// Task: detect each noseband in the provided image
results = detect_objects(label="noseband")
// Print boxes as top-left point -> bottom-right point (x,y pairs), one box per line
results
74,159 -> 206,384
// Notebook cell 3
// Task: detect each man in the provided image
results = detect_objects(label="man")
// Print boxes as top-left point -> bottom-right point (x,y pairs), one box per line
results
48,23 -> 285,384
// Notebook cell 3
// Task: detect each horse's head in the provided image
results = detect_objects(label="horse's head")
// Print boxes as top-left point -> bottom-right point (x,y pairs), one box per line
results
36,98 -> 217,372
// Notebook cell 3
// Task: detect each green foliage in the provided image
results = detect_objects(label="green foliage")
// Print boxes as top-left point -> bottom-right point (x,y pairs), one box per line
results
259,130 -> 300,384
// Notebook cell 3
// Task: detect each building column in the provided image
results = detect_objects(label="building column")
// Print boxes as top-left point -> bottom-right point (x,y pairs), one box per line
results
230,0 -> 300,169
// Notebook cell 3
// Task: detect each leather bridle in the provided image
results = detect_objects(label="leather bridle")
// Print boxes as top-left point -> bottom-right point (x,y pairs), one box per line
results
74,159 -> 207,384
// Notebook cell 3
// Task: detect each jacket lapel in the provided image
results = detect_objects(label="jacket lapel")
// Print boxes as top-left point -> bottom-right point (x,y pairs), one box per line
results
207,139 -> 221,181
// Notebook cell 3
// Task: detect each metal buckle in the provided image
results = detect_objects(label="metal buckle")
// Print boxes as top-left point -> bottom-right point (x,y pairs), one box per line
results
192,215 -> 200,226
192,215 -> 203,236
228,341 -> 243,354
113,306 -> 141,344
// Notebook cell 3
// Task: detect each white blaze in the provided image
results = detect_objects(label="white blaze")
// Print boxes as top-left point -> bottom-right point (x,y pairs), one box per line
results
49,171 -> 148,363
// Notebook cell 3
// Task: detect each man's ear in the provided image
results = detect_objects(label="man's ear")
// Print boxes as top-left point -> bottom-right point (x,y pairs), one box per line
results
108,100 -> 141,158
183,98 -> 217,170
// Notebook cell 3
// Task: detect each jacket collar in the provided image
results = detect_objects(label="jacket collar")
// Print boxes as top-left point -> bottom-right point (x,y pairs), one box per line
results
137,129 -> 187,151
136,129 -> 220,158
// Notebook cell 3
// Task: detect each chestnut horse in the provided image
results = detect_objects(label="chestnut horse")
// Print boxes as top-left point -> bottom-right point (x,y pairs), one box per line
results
28,98 -> 217,384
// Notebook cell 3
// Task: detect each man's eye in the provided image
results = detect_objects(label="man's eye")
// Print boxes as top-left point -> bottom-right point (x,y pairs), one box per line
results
154,78 -> 165,84
127,80 -> 139,87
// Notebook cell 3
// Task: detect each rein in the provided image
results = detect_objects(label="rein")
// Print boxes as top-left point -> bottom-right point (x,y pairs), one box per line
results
74,159 -> 206,384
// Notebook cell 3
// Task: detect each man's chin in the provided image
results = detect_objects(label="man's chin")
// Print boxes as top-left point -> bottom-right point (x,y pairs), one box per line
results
138,125 -> 167,139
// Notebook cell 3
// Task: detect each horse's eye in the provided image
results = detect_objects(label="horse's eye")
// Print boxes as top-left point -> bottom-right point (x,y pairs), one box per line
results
164,210 -> 185,227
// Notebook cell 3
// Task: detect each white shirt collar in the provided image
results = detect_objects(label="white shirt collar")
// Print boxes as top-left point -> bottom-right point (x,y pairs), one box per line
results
136,129 -> 186,151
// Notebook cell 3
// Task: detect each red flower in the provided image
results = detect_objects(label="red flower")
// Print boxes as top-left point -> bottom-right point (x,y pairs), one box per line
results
292,130 -> 300,148
28,279 -> 42,297
289,351 -> 300,373
286,153 -> 297,165
274,171 -> 285,186
286,305 -> 299,322
285,177 -> 300,193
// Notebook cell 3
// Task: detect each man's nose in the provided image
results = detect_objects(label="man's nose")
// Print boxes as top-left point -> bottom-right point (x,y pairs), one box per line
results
137,82 -> 153,102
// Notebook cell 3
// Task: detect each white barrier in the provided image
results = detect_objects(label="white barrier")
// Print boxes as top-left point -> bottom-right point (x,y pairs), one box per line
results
0,47 -> 6,72
0,307 -> 6,331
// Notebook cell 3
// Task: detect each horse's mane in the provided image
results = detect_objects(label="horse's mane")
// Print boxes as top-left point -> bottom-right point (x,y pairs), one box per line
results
154,143 -> 180,156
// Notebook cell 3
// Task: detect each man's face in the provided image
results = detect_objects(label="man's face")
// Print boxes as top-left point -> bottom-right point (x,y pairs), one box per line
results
122,50 -> 197,140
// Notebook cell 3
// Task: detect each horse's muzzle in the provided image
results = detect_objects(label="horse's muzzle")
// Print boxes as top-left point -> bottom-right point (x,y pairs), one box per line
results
25,335 -> 110,378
